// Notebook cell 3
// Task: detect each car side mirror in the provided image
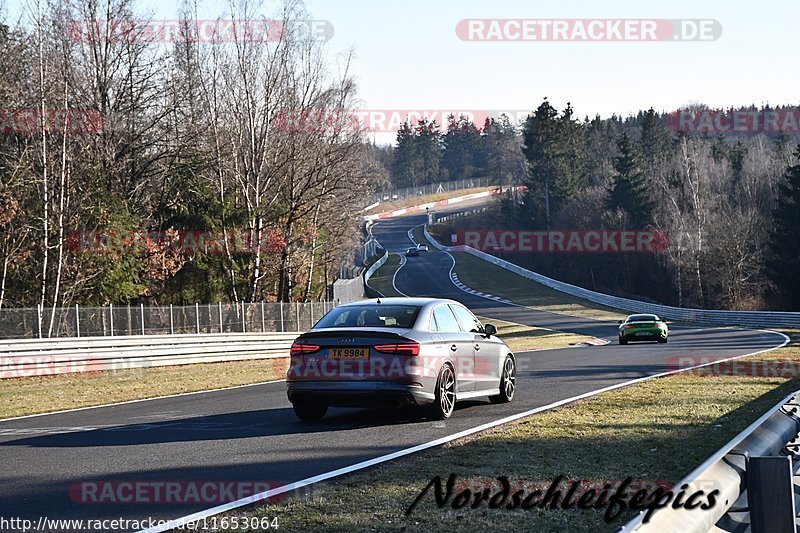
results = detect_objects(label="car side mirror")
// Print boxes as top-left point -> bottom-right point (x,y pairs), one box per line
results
484,324 -> 497,337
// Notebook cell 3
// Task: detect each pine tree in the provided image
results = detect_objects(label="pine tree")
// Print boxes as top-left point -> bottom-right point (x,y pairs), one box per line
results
414,118 -> 443,185
606,133 -> 654,228
483,115 -> 526,187
639,108 -> 673,165
390,122 -> 417,187
441,114 -> 482,181
521,99 -> 586,229
767,146 -> 800,308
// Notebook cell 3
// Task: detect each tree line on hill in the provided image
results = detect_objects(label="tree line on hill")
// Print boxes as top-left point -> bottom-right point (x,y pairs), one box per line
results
422,100 -> 800,310
1,0 -> 798,319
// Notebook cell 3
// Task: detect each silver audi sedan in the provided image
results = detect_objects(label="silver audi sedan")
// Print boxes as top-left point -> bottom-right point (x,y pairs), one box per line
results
286,297 -> 516,421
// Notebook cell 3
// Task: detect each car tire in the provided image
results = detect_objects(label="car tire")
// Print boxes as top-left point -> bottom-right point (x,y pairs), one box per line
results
292,401 -> 328,421
619,336 -> 627,345
658,337 -> 668,344
428,365 -> 456,420
490,355 -> 516,404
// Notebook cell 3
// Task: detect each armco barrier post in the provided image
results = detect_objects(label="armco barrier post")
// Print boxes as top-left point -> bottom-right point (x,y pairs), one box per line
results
169,304 -> 174,334
747,456 -> 795,533
109,303 -> 114,336
140,303 -> 145,334
195,303 -> 200,334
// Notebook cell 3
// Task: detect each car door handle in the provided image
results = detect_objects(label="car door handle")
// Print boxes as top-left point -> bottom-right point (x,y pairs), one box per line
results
450,344 -> 457,352
474,344 -> 480,351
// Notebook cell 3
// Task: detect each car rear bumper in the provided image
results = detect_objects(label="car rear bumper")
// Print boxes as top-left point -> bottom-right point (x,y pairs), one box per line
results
620,329 -> 667,341
287,380 -> 435,408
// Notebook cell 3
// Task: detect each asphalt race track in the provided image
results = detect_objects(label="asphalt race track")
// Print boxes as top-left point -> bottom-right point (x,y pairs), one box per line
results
0,205 -> 786,531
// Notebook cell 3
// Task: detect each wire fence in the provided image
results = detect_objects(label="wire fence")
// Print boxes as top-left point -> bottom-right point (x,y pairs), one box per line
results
0,301 -> 337,339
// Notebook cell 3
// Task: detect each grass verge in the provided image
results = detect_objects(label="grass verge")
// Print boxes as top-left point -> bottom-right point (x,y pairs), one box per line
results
0,358 -> 288,419
451,251 -> 627,322
421,225 -> 624,321
476,316 -> 592,352
367,187 -> 496,215
232,331 -> 799,532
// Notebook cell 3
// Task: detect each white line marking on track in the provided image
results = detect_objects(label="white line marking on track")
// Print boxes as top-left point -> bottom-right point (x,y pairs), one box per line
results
392,254 -> 409,297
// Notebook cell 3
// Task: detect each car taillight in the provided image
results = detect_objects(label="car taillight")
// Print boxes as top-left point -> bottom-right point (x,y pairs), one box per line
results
374,342 -> 420,356
290,342 -> 321,356
623,324 -> 634,329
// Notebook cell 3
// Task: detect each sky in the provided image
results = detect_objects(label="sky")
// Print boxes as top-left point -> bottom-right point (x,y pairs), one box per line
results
305,0 -> 800,143
5,0 -> 799,144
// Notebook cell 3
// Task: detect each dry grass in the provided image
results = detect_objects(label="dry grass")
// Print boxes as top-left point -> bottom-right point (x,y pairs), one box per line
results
451,252 -> 627,321
476,316 -> 592,352
367,254 -> 404,297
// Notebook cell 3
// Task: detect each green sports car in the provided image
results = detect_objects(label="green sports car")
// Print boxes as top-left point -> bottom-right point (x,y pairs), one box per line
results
618,314 -> 669,345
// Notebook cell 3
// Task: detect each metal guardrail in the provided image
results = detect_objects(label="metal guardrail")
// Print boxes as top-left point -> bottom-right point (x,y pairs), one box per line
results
620,389 -> 800,533
364,249 -> 389,283
434,206 -> 488,223
0,333 -> 300,379
0,301 -> 335,340
423,226 -> 800,329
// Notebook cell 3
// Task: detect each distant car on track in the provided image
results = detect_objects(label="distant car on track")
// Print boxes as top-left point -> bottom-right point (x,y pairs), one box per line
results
416,243 -> 429,252
618,314 -> 669,344
286,298 -> 516,421
405,247 -> 419,257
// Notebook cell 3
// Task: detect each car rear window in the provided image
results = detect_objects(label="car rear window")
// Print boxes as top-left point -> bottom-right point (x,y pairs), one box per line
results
314,305 -> 421,329
628,314 -> 658,322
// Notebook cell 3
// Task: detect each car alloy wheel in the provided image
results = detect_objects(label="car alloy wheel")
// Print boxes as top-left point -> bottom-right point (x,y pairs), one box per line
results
491,356 -> 516,404
430,365 -> 456,419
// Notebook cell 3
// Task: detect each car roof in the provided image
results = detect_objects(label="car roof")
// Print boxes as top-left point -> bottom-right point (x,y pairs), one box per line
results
336,297 -> 459,308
